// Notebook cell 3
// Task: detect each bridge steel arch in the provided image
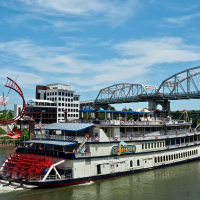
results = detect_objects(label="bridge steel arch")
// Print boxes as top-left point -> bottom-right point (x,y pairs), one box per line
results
156,66 -> 200,99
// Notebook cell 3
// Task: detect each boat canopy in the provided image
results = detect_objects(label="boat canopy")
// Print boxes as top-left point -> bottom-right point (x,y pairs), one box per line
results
21,140 -> 77,147
33,123 -> 94,132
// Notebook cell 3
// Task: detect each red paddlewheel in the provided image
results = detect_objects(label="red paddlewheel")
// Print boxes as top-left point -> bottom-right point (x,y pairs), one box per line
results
0,153 -> 55,180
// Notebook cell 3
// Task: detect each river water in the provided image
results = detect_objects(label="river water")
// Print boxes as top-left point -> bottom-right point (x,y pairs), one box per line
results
0,147 -> 200,200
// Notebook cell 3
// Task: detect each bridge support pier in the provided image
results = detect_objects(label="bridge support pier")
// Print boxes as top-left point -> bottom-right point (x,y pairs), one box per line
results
148,100 -> 171,116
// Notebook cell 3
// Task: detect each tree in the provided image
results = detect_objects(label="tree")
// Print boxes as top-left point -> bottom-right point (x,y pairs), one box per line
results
18,128 -> 30,141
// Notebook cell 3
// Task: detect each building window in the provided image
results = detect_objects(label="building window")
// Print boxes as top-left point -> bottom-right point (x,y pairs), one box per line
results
65,98 -> 67,102
76,109 -> 78,112
71,93 -> 73,97
58,103 -> 61,106
59,92 -> 61,95
68,114 -> 70,117
62,114 -> 64,117
62,92 -> 64,96
55,92 -> 57,95
55,97 -> 57,101
68,104 -> 70,107
68,98 -> 70,102
71,104 -> 73,107
58,108 -> 61,111
58,114 -> 60,117
62,98 -> 64,101
68,109 -> 70,112
59,97 -> 61,101
71,99 -> 73,102
62,103 -> 64,106
67,93 -> 70,97
76,104 -> 78,107
76,114 -> 78,117
65,104 -> 68,107
52,92 -> 54,95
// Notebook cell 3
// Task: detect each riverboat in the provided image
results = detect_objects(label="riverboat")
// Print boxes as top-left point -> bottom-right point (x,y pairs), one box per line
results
0,111 -> 199,188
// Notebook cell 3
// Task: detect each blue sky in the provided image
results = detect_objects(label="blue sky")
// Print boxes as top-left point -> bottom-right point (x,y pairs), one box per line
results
1,0 -> 200,111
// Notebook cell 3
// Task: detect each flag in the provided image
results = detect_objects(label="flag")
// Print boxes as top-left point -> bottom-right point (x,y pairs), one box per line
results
39,120 -> 42,134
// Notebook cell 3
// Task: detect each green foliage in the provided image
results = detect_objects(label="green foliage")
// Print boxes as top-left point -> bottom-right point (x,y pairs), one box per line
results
19,128 -> 30,141
0,127 -> 7,134
175,110 -> 181,113
0,110 -> 14,120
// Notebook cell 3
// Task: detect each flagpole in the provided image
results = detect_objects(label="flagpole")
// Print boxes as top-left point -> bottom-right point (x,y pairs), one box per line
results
40,114 -> 42,147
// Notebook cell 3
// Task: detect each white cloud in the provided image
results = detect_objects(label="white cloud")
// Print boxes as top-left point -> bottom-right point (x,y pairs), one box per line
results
0,37 -> 200,92
165,13 -> 200,25
2,0 -> 138,26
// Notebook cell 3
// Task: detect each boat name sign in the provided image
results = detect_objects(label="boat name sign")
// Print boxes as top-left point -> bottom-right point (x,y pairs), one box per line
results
111,145 -> 136,156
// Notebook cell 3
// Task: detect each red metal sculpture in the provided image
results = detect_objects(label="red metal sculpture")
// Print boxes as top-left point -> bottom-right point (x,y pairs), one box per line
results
7,127 -> 21,139
0,77 -> 26,124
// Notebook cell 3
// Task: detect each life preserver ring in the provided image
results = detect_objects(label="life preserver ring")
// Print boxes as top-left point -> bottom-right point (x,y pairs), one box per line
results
120,121 -> 125,125
155,135 -> 158,139
161,118 -> 164,121
129,137 -> 134,141
166,135 -> 169,138
146,121 -> 150,125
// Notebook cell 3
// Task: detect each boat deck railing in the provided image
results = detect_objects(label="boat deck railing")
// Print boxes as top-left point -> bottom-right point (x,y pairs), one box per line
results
33,131 -> 198,143
29,174 -> 71,182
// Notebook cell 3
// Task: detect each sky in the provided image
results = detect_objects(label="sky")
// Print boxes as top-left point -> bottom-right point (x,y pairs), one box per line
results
1,0 -> 200,111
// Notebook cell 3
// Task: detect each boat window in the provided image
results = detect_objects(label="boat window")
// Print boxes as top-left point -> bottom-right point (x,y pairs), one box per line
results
190,137 -> 193,142
183,152 -> 185,157
181,138 -> 184,143
130,160 -> 133,167
185,152 -> 187,157
158,157 -> 160,162
160,156 -> 162,162
145,143 -> 147,149
160,142 -> 162,147
174,154 -> 176,159
179,153 -> 180,158
148,143 -> 150,149
196,150 -> 198,154
157,142 -> 159,148
171,155 -> 173,160
163,156 -> 165,162
142,144 -> 144,149
154,143 -> 156,148
166,140 -> 170,146
97,165 -> 101,174
137,160 -> 140,166
116,164 -> 118,167
155,157 -> 157,163
163,142 -> 164,147
151,143 -> 153,148
169,155 -> 170,161
190,151 -> 191,156
181,153 -> 183,158
166,155 -> 168,161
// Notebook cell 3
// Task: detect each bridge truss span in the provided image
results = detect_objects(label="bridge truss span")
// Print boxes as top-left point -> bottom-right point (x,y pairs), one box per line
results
95,83 -> 158,104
